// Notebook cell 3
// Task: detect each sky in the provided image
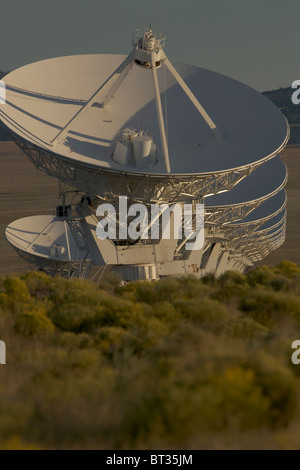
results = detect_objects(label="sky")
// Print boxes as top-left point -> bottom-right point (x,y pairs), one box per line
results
0,0 -> 299,91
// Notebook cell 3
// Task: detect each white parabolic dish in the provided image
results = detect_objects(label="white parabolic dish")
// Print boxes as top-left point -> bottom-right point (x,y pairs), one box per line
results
205,156 -> 287,207
228,189 -> 286,226
5,215 -> 87,263
0,27 -> 290,279
0,54 -> 289,176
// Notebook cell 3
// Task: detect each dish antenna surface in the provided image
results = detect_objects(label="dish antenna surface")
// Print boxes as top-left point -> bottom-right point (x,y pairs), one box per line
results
5,213 -> 92,278
1,26 -> 289,279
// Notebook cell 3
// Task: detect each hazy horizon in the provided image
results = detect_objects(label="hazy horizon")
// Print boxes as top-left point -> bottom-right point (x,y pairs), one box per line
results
0,0 -> 299,92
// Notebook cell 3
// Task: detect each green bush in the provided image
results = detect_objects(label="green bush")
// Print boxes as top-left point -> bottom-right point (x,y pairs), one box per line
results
95,326 -> 131,357
0,436 -> 40,450
14,306 -> 55,337
208,366 -> 271,430
48,302 -> 101,332
275,261 -> 300,278
226,317 -> 269,338
219,270 -> 247,286
54,332 -> 94,349
1,266 -> 300,450
239,289 -> 300,326
3,276 -> 31,300
127,277 -> 181,305
22,271 -> 55,300
267,275 -> 290,292
243,355 -> 298,427
173,297 -> 227,330
247,266 -> 277,287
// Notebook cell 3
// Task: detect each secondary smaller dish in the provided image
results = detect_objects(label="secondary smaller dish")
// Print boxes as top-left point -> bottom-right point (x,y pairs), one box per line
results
5,215 -> 91,276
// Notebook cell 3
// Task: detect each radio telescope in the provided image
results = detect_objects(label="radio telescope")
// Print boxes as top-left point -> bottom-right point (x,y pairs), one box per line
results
5,213 -> 92,278
204,156 -> 287,225
0,25 -> 289,279
203,191 -> 287,275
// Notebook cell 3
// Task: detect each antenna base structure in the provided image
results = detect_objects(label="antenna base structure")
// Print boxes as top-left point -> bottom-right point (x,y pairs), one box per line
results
0,26 -> 289,281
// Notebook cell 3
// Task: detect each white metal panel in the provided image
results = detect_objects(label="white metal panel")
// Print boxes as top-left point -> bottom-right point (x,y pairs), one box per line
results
0,54 -> 288,176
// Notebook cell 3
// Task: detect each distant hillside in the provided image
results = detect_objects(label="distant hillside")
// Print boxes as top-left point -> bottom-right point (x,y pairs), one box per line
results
263,87 -> 300,145
263,87 -> 300,123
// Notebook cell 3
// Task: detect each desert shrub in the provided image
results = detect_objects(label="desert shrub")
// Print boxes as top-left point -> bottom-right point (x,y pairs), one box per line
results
219,270 -> 247,286
116,281 -> 139,301
14,306 -> 55,337
131,278 -> 181,304
95,296 -> 141,326
154,277 -> 180,301
213,284 -> 250,303
23,349 -> 101,381
150,300 -> 181,328
275,261 -> 300,278
119,276 -> 209,305
1,277 -> 32,314
175,275 -> 210,298
267,275 -> 291,292
22,271 -> 55,300
201,272 -> 216,285
62,349 -> 100,371
54,332 -> 94,349
0,435 -> 40,450
131,281 -> 158,304
3,276 -> 30,300
97,271 -> 122,292
44,277 -> 100,310
239,289 -> 300,326
213,270 -> 250,302
173,297 -> 227,330
207,366 -> 271,430
0,402 -> 33,438
243,355 -> 298,427
114,364 -> 272,445
95,326 -> 132,357
23,367 -> 116,445
259,370 -> 297,427
1,268 -> 300,449
226,317 -> 269,338
246,265 -> 294,292
246,266 -> 277,287
127,316 -> 171,354
0,276 -> 53,329
48,302 -> 102,332
0,292 -> 9,310
47,281 -> 125,332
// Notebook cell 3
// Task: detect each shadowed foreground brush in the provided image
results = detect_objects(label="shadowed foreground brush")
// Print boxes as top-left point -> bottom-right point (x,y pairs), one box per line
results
0,263 -> 300,449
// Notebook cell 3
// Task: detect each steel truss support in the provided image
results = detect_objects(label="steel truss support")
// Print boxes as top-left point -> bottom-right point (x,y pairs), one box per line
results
11,244 -> 92,279
221,211 -> 286,244
9,132 -> 281,205
204,175 -> 287,226
2,124 -> 289,278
